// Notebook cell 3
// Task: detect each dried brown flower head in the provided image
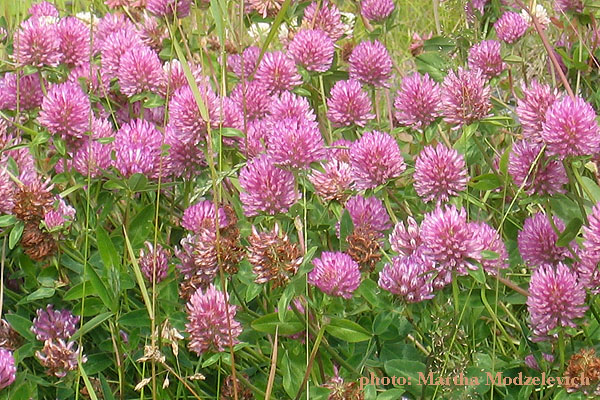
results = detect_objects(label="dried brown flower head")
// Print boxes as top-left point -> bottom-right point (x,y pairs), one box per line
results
346,226 -> 382,273
0,320 -> 22,351
220,374 -> 254,400
36,339 -> 86,378
564,348 -> 600,394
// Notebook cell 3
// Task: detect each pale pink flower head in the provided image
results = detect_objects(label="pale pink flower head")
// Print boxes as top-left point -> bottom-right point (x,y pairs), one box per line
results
327,79 -> 374,127
29,1 -> 59,17
168,83 -> 219,142
38,82 -> 91,143
378,253 -> 435,303
413,143 -> 468,204
31,305 -> 80,341
68,63 -> 109,95
348,40 -> 393,87
467,40 -> 506,78
94,14 -> 135,54
439,67 -> 491,128
288,29 -> 334,73
302,0 -> 345,42
56,17 -> 90,67
349,131 -> 406,190
394,72 -> 441,132
139,242 -> 170,283
516,80 -> 559,143
494,11 -> 528,44
186,284 -> 242,355
308,252 -> 361,299
508,140 -> 568,196
540,96 -> 600,159
309,160 -> 353,202
269,91 -> 315,123
0,72 -> 43,110
574,251 -> 600,294
0,350 -> 15,390
139,14 -> 168,51
230,81 -> 272,121
465,0 -> 487,21
360,0 -> 394,22
118,45 -> 165,97
113,119 -> 163,178
527,263 -> 587,339
181,200 -> 228,234
255,51 -> 302,94
43,198 -> 76,231
248,0 -> 285,17
13,17 -> 60,67
583,203 -> 600,255
470,221 -> 508,275
241,119 -> 270,159
389,217 -> 421,257
228,46 -> 261,80
147,0 -> 192,17
239,154 -> 300,217
72,118 -> 115,178
344,195 -> 391,236
162,60 -> 203,94
164,125 -> 206,178
517,213 -> 571,267
99,27 -> 144,80
554,0 -> 583,13
267,120 -> 326,168
0,169 -> 15,215
329,138 -> 352,163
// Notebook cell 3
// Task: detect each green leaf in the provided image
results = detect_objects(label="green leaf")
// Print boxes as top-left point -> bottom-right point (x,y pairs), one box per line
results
377,389 -> 406,400
143,93 -> 165,108
63,281 -> 96,301
71,312 -> 112,341
118,309 -> 151,327
325,317 -> 371,342
99,374 -> 116,400
8,220 -> 24,249
556,217 -> 582,247
4,314 -> 35,341
580,176 -> 600,203
54,138 -> 66,156
24,287 -> 55,302
470,173 -> 501,191
127,173 -> 148,192
96,226 -> 120,271
220,127 -> 244,138
0,215 -> 16,227
123,227 -> 154,320
384,359 -> 427,397
339,209 -> 354,251
251,313 -> 304,335
467,263 -> 486,284
85,264 -> 114,313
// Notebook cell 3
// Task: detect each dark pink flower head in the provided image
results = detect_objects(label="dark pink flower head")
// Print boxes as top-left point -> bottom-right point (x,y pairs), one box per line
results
465,0 -> 488,21
518,213 -> 571,267
0,350 -> 15,390
344,195 -> 391,236
99,27 -> 144,79
94,13 -> 135,54
302,0 -> 345,42
43,198 -> 76,231
162,60 -> 203,95
420,205 -> 483,287
267,120 -> 326,168
186,284 -> 242,355
349,40 -> 393,87
584,203 -> 600,254
0,168 -> 15,215
494,11 -> 528,44
0,72 -> 43,110
38,82 -> 91,142
113,119 -> 163,178
389,216 -> 421,257
231,81 -> 272,121
241,119 -> 270,159
541,96 -> 600,159
554,0 -> 583,13
32,305 -> 80,341
360,0 -> 394,22
394,72 -> 441,132
327,79 -> 374,127
29,1 -> 59,17
68,63 -> 109,95
13,17 -> 60,67
118,45 -> 165,97
228,46 -> 261,80
575,251 -> 600,294
413,143 -> 468,204
467,40 -> 506,78
255,51 -> 302,94
516,80 -> 559,143
524,353 -> 555,371
470,221 -> 508,275
508,140 -> 568,196
181,200 -> 228,234
239,154 -> 300,216
288,29 -> 334,72
147,0 -> 192,17
139,242 -> 170,283
56,17 -> 90,67
72,118 -> 114,178
164,125 -> 206,178
309,160 -> 353,202
308,252 -> 361,299
440,67 -> 491,128
329,138 -> 352,163
379,253 -> 435,302
527,263 -> 587,339
269,91 -> 316,123
349,131 -> 406,189
168,83 -> 219,143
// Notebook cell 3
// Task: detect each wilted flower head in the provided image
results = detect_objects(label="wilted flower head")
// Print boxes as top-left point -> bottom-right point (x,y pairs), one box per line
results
413,143 -> 468,203
288,29 -> 334,72
13,17 -> 60,67
344,195 -> 391,236
467,40 -> 506,78
267,120 -> 326,168
389,217 -> 421,257
308,252 -> 361,299
348,40 -> 393,87
113,119 -> 163,178
360,0 -> 394,22
181,200 -> 228,234
516,80 -> 559,142
186,284 -> 242,355
309,160 -> 353,202
38,82 -> 91,143
43,199 -> 76,231
147,0 -> 192,17
118,45 -> 165,97
228,46 -> 261,79
36,339 -> 85,378
541,96 -> 600,159
494,11 -> 528,44
327,79 -> 374,127
518,213 -> 571,267
32,305 -> 80,341
254,51 -> 302,93
470,222 -> 508,275
29,1 -> 59,17
56,17 -> 91,66
139,242 -> 170,283
508,140 -> 568,196
349,131 -> 406,189
440,67 -> 491,128
239,155 -> 300,216
527,263 -> 587,339
394,72 -> 441,131
0,72 -> 44,110
248,224 -> 303,287
302,1 -> 345,42
0,350 -> 16,390
248,0 -> 285,17
379,252 -> 435,302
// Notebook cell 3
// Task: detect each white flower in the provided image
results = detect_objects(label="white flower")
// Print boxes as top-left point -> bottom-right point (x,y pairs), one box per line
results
248,22 -> 272,40
521,4 -> 550,28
